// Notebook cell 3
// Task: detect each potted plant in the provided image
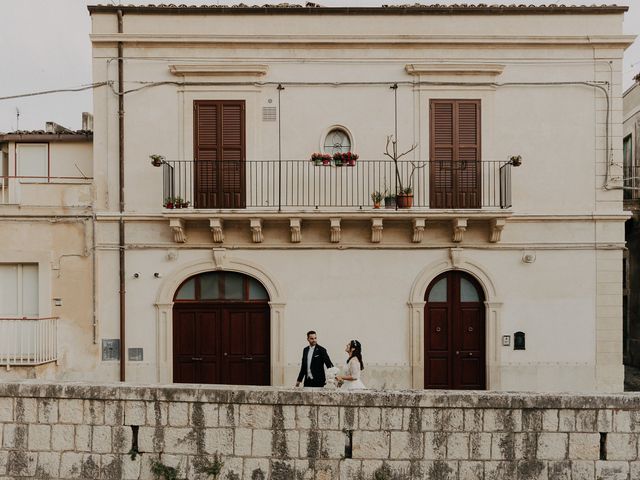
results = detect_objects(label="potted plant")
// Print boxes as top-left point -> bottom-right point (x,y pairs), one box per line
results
384,192 -> 396,209
174,196 -> 185,208
150,154 -> 165,167
396,187 -> 414,209
164,197 -> 175,209
383,135 -> 424,209
370,190 -> 384,209
333,152 -> 359,167
310,153 -> 331,166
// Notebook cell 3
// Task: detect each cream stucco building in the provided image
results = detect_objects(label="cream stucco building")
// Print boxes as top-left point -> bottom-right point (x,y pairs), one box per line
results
2,3 -> 632,392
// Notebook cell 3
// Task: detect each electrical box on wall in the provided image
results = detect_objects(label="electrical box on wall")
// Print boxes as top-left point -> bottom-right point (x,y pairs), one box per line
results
101,339 -> 120,361
502,335 -> 511,346
128,348 -> 144,362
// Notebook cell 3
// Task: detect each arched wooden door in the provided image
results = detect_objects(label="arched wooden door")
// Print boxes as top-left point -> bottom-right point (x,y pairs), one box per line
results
172,271 -> 270,385
424,271 -> 486,389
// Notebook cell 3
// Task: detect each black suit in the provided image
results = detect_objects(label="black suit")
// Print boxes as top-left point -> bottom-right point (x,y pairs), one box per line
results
297,344 -> 333,387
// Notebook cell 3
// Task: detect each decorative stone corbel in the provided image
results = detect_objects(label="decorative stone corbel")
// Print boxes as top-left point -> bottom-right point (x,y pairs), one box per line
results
212,248 -> 228,270
452,218 -> 468,243
412,218 -> 426,243
250,218 -> 263,243
169,218 -> 187,243
449,247 -> 464,268
330,218 -> 341,243
209,218 -> 224,243
490,218 -> 506,243
371,218 -> 383,243
290,218 -> 302,243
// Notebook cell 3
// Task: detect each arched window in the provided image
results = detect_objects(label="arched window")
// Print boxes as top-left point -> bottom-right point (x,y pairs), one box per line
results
323,128 -> 351,155
174,271 -> 269,302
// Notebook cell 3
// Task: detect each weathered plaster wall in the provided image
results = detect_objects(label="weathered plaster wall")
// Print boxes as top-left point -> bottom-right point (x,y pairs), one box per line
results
0,381 -> 639,479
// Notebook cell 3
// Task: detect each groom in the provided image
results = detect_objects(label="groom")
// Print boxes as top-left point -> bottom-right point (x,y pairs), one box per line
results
296,330 -> 333,387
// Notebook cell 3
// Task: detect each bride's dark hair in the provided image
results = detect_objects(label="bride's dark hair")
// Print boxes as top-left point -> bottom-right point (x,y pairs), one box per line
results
348,340 -> 364,370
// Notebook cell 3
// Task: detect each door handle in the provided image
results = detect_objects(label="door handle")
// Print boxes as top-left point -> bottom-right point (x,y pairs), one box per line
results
223,352 -> 228,356
455,351 -> 460,355
241,356 -> 253,361
191,357 -> 203,361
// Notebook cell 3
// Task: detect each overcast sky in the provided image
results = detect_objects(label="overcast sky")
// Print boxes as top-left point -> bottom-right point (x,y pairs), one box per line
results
0,0 -> 638,132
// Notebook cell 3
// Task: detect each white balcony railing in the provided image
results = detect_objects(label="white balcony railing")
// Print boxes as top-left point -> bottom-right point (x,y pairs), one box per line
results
0,175 -> 93,206
0,317 -> 58,368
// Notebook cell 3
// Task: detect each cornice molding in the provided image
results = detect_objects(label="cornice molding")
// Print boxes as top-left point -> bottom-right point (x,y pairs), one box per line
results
169,64 -> 268,77
405,63 -> 505,77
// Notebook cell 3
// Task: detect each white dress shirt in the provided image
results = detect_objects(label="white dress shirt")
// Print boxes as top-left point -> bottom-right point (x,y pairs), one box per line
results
306,345 -> 316,379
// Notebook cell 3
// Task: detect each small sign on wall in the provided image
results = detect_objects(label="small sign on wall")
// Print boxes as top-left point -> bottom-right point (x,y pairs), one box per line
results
128,348 -> 144,362
101,339 -> 120,361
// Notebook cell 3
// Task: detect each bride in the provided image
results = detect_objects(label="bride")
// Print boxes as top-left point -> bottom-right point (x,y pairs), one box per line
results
337,340 -> 366,390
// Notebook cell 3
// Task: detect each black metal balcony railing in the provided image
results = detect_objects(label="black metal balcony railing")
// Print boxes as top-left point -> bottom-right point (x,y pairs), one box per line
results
624,165 -> 640,201
161,159 -> 512,210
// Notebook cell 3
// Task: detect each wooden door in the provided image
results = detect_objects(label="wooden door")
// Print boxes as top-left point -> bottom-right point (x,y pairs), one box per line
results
173,305 -> 269,385
424,271 -> 486,389
430,100 -> 481,209
194,100 -> 246,209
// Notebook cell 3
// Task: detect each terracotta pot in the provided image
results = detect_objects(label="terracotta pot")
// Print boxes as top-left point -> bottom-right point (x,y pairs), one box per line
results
165,202 -> 174,209
322,159 -> 331,166
347,159 -> 356,166
373,202 -> 381,209
397,193 -> 413,209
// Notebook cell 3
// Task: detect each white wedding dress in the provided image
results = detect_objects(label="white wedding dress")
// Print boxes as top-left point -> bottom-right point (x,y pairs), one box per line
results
341,357 -> 366,390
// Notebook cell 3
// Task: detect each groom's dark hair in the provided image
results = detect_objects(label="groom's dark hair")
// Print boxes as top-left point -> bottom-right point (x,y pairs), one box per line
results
307,330 -> 316,337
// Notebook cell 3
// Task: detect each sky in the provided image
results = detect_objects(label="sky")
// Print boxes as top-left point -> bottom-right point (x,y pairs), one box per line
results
0,0 -> 639,132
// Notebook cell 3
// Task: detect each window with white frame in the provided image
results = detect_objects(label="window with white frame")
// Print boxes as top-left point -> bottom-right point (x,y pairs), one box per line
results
323,128 -> 351,155
0,264 -> 39,317
16,144 -> 48,183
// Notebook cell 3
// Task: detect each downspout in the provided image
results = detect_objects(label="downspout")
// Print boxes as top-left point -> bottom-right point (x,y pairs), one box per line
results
117,9 -> 126,382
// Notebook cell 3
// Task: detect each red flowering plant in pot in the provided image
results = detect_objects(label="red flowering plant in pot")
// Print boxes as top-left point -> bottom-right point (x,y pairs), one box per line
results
333,151 -> 359,167
310,153 -> 332,166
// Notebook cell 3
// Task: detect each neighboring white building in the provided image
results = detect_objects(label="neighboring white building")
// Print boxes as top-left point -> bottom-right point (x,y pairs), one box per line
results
0,119 -> 94,379
4,3 -> 629,392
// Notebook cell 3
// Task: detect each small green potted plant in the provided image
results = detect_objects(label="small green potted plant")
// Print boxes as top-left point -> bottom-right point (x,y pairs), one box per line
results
174,196 -> 185,208
384,192 -> 396,209
150,154 -> 165,167
370,190 -> 384,209
397,187 -> 413,209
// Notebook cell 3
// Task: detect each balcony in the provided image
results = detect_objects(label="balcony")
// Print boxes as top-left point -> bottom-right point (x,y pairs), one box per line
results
159,159 -> 514,245
0,175 -> 93,207
0,317 -> 58,368
160,159 -> 512,211
624,164 -> 640,211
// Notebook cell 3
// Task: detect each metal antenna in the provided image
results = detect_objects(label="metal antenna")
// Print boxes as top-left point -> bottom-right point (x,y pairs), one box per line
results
15,108 -> 20,130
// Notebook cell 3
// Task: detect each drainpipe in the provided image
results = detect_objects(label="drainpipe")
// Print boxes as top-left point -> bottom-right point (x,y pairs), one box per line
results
117,9 -> 126,382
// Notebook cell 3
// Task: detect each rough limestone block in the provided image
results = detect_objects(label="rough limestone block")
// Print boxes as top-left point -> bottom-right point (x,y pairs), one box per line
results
422,460 -> 458,479
464,409 -> 483,432
28,424 -> 51,451
484,460 -> 517,480
381,408 -> 403,430
439,409 -> 465,431
361,460 -> 384,479
91,425 -> 112,454
279,405 -> 297,429
484,409 -> 522,432
447,432 -> 469,459
83,400 -> 105,425
314,460 -> 340,480
284,430 -> 300,458
81,453 -> 101,478
516,459 -> 547,480
163,427 -> 193,454
205,428 -> 234,456
295,459 -> 314,480
390,431 -> 422,459
38,398 -> 59,424
339,459 -> 363,480
99,454 -> 123,479
136,426 -> 157,453
15,398 -> 37,423
0,398 -> 13,422
459,460 -> 483,480
569,433 -> 600,460
219,457 -> 243,480
491,433 -> 518,460
421,408 -> 438,431
59,399 -> 84,424
36,451 -> 61,478
111,426 -> 132,454
597,410 -> 613,432
200,403 -> 218,427
547,460 -> 572,480
234,428 -> 253,456
521,409 -> 544,431
542,409 -> 559,432
424,432 -> 448,460
606,433 -> 638,460
318,406 -> 340,430
319,430 -> 345,459
124,401 -> 146,426
168,402 -> 189,427
537,433 -> 568,460
469,433 -> 491,460
60,452 -> 84,478
558,410 -> 576,432
296,406 -> 317,429
252,429 -> 273,457
145,401 -> 167,426
3,424 -> 27,449
243,458 -> 269,480
121,453 -> 141,480
595,460 -> 629,480
75,425 -> 92,452
239,404 -> 273,429
339,407 -> 357,430
0,451 -> 7,475
139,454 -> 160,480
358,408 -> 382,430
7,451 -> 38,477
352,431 -> 390,459
576,410 -> 597,432
613,409 -> 640,432
630,461 -> 640,480
154,454 -> 185,479
218,404 -> 240,428
104,401 -> 124,425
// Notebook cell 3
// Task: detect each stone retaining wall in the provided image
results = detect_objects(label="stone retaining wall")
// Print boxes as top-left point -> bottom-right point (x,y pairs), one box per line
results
0,382 -> 639,479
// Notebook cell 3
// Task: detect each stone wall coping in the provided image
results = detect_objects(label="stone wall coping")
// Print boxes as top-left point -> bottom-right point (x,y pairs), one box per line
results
2,381 -> 640,409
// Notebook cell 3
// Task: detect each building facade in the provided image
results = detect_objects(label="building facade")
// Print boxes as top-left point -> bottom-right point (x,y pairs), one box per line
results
6,3 -> 625,392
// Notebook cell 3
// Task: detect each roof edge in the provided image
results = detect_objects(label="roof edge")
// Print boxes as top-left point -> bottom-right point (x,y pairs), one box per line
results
0,132 -> 93,143
87,4 -> 629,15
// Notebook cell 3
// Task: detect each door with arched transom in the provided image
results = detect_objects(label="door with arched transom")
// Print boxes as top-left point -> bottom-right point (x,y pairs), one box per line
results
424,271 -> 486,389
172,271 -> 270,385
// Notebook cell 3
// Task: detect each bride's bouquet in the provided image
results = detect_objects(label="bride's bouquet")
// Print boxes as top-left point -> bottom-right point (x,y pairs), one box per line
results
324,367 -> 341,389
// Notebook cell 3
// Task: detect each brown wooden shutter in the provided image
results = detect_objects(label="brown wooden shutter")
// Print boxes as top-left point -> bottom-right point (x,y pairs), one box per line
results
194,100 -> 245,208
430,100 -> 481,209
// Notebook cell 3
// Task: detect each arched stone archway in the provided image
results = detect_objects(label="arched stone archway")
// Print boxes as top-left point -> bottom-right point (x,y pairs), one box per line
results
154,250 -> 286,385
407,250 -> 503,389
